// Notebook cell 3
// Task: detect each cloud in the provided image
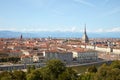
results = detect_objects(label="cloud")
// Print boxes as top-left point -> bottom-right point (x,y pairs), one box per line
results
94,29 -> 105,33
106,27 -> 120,32
73,0 -> 95,7
0,26 -> 78,32
71,27 -> 76,32
0,26 -> 120,33
51,26 -> 76,32
0,27 -> 18,31
92,27 -> 120,33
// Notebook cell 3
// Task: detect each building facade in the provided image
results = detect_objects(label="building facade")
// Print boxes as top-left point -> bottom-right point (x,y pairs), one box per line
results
72,49 -> 98,63
44,51 -> 73,64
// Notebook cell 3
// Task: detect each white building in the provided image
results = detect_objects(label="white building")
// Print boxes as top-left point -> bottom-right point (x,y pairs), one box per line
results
21,50 -> 30,55
21,55 -> 33,64
81,45 -> 120,54
33,53 -> 45,63
72,48 -> 98,63
44,51 -> 73,64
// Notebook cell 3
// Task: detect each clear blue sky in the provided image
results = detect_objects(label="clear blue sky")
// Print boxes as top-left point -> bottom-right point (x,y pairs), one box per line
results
0,0 -> 120,32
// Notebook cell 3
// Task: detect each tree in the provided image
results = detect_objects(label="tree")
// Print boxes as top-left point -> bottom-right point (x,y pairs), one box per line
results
40,67 -> 50,80
110,60 -> 120,69
87,65 -> 97,73
58,67 -> 78,80
26,59 -> 66,80
77,73 -> 95,80
27,65 -> 36,74
94,63 -> 111,80
0,71 -> 13,80
13,70 -> 26,80
46,59 -> 66,80
27,65 -> 31,73
106,68 -> 120,80
31,65 -> 36,70
26,69 -> 42,80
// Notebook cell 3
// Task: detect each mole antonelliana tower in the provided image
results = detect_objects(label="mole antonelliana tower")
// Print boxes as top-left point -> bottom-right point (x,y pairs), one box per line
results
82,24 -> 89,43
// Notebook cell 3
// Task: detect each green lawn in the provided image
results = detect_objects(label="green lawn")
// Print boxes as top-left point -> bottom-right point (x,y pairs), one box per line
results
71,62 -> 110,73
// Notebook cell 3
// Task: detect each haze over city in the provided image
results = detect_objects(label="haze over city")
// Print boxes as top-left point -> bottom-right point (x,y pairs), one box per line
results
0,0 -> 120,33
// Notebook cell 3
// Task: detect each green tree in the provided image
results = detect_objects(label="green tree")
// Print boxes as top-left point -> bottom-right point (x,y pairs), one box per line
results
110,60 -> 120,69
77,73 -> 95,80
46,59 -> 66,80
13,70 -> 26,80
31,65 -> 36,70
87,65 -> 97,73
58,67 -> 78,80
106,68 -> 120,80
26,69 -> 42,80
40,67 -> 50,80
0,71 -> 13,80
95,63 -> 111,80
27,65 -> 35,74
27,65 -> 31,73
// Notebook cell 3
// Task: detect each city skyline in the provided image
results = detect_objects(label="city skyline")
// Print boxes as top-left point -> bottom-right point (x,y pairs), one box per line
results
0,0 -> 120,32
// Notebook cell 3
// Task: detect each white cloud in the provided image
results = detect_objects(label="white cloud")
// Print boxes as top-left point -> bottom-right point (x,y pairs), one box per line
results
94,29 -> 105,33
0,27 -> 18,31
73,0 -> 95,7
106,27 -> 120,32
91,27 -> 120,33
0,27 -> 78,32
0,26 -> 120,33
53,27 -> 75,32
71,27 -> 76,32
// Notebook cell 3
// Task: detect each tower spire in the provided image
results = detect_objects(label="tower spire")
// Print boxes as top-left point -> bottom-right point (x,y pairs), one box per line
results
20,34 -> 23,40
82,24 -> 89,43
84,24 -> 86,34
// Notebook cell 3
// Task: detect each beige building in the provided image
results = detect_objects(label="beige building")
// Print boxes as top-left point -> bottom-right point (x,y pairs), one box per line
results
44,50 -> 73,64
21,55 -> 33,64
33,53 -> 45,63
72,48 -> 98,63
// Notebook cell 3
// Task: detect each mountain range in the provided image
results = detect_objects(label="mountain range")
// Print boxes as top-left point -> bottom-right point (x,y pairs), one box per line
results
0,31 -> 120,38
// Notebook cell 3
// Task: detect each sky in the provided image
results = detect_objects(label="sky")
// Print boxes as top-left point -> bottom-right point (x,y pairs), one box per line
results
0,0 -> 120,32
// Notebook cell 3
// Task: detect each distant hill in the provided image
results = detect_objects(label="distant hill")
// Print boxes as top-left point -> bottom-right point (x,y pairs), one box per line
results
0,31 -> 120,38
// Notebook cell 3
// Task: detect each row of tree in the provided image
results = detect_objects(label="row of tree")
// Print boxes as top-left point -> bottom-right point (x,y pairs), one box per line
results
0,57 -> 20,63
0,59 -> 120,80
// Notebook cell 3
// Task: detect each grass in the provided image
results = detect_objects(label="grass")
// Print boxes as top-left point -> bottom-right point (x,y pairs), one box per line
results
71,61 -> 111,73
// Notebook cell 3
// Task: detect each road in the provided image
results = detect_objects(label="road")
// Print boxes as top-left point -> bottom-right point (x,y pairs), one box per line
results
66,60 -> 110,67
